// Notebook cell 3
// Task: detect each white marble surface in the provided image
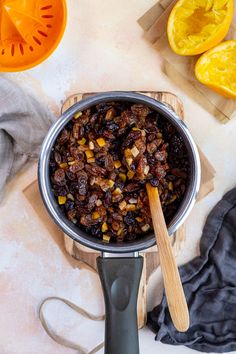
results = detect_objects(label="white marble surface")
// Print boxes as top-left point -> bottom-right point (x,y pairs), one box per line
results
1,0 -> 236,353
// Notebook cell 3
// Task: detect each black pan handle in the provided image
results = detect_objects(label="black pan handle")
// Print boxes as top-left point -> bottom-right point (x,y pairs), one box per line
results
97,256 -> 143,354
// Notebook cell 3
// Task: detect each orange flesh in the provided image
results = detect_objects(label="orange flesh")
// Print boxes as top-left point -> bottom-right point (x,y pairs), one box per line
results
168,0 -> 234,55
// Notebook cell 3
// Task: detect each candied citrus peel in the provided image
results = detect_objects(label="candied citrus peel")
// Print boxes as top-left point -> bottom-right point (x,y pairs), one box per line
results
102,222 -> 108,232
74,111 -> 82,119
119,173 -> 127,182
85,150 -> 94,159
114,160 -> 122,169
96,137 -> 106,147
59,162 -> 68,169
58,196 -> 66,205
78,138 -> 86,145
103,235 -> 111,243
92,211 -> 100,220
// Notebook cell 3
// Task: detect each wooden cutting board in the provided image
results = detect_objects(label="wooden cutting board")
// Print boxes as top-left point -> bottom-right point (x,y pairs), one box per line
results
61,91 -> 215,328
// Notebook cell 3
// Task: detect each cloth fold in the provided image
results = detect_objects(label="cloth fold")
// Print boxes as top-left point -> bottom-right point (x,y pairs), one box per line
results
148,188 -> 236,353
0,76 -> 54,197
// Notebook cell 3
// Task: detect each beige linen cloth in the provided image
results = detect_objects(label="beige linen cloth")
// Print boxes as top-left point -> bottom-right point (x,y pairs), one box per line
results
0,76 -> 54,197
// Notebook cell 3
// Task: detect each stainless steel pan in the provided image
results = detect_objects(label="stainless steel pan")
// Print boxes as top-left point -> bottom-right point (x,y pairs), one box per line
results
38,92 -> 201,354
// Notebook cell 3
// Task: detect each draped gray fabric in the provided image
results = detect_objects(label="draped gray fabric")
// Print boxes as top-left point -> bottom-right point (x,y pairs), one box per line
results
0,76 -> 54,197
148,188 -> 236,353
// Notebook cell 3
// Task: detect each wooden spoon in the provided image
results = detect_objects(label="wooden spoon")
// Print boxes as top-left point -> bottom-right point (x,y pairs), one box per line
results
146,183 -> 189,332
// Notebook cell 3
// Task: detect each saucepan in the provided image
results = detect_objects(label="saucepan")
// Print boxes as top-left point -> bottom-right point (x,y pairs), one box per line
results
38,92 -> 201,354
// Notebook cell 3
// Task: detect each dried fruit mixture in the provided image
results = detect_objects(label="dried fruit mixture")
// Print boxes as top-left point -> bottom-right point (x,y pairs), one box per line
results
50,101 -> 190,243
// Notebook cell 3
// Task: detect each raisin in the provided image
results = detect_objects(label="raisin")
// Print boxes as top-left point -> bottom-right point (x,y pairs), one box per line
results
78,187 -> 87,196
126,233 -> 137,241
147,142 -> 157,154
131,104 -> 150,117
90,225 -> 102,237
120,110 -> 136,127
112,221 -> 120,231
170,136 -> 185,157
136,156 -> 147,177
109,171 -> 117,181
54,169 -> 66,185
80,215 -> 100,226
57,129 -> 69,145
53,186 -> 67,196
129,130 -> 142,140
147,133 -> 156,142
147,156 -> 156,165
150,178 -> 159,187
70,148 -> 84,161
155,150 -> 167,161
77,171 -> 88,187
105,108 -> 116,120
135,139 -> 146,154
116,180 -> 125,191
103,130 -> 115,140
96,103 -> 111,114
78,113 -> 89,126
112,213 -> 123,222
65,200 -> 75,211
107,122 -> 119,131
124,183 -> 140,193
97,205 -> 107,218
104,155 -> 114,172
69,182 -> 79,193
67,209 -> 77,221
171,168 -> 188,178
73,123 -> 84,139
104,190 -> 112,207
54,151 -> 62,164
69,161 -> 84,173
88,194 -> 98,205
112,194 -> 123,203
66,170 -> 77,181
122,131 -> 141,150
124,213 -> 136,226
156,166 -> 167,178
85,164 -> 106,176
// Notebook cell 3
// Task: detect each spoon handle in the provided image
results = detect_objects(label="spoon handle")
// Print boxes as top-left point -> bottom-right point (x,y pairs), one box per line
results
146,183 -> 189,332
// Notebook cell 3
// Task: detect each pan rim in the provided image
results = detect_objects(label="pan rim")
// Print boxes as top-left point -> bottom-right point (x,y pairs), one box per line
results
38,91 -> 201,253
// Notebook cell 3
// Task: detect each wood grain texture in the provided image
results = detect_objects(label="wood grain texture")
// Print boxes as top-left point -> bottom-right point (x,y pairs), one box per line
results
146,183 -> 189,332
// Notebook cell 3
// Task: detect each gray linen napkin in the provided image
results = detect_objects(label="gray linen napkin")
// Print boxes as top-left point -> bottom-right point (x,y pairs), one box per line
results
148,187 -> 236,353
0,76 -> 55,197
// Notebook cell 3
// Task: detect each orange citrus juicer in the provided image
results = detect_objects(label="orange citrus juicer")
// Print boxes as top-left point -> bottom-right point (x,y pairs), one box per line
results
0,0 -> 67,71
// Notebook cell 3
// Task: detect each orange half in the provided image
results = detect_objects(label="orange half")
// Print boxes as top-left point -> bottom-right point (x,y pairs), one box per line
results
167,0 -> 234,56
195,40 -> 236,99
0,0 -> 67,72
